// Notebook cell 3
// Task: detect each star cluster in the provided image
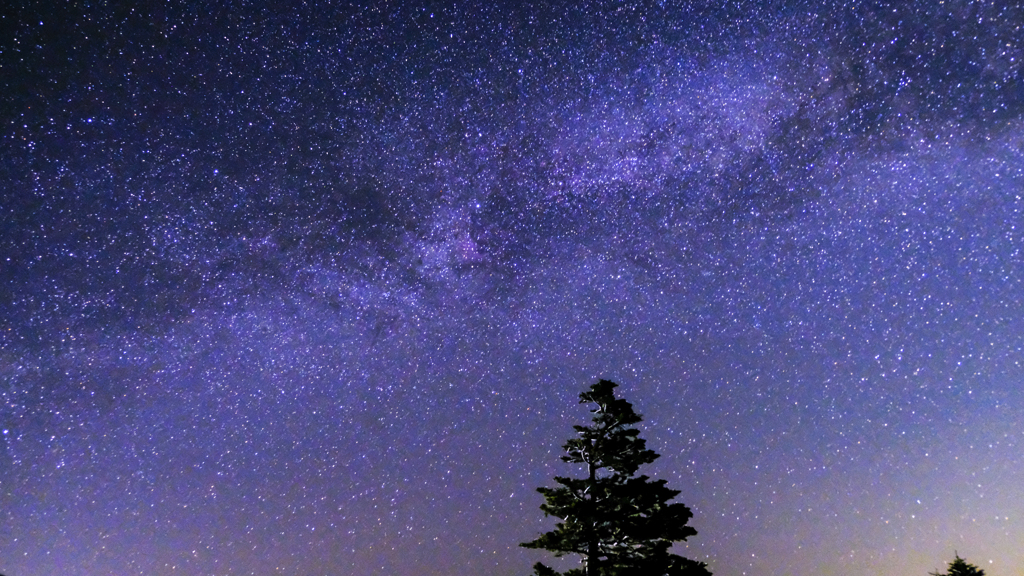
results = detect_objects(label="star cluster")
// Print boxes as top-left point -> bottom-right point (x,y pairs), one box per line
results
2,1 -> 1023,575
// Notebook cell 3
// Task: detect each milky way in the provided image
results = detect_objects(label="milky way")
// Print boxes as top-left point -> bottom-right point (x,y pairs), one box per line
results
2,1 -> 1023,575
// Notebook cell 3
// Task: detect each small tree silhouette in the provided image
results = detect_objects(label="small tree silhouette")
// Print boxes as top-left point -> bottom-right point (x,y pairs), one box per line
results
930,553 -> 985,576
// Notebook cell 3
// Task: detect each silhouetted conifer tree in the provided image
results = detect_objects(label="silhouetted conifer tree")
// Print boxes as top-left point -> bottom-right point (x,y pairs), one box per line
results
521,380 -> 711,576
930,553 -> 985,576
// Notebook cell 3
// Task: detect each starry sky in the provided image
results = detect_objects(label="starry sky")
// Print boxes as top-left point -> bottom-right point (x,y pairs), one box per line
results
1,1 -> 1023,575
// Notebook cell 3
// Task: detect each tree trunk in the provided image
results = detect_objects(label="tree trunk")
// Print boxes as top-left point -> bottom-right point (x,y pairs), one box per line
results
586,457 -> 597,576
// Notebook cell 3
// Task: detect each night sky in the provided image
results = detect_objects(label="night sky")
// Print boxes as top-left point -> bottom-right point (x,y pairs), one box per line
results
2,1 -> 1023,575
